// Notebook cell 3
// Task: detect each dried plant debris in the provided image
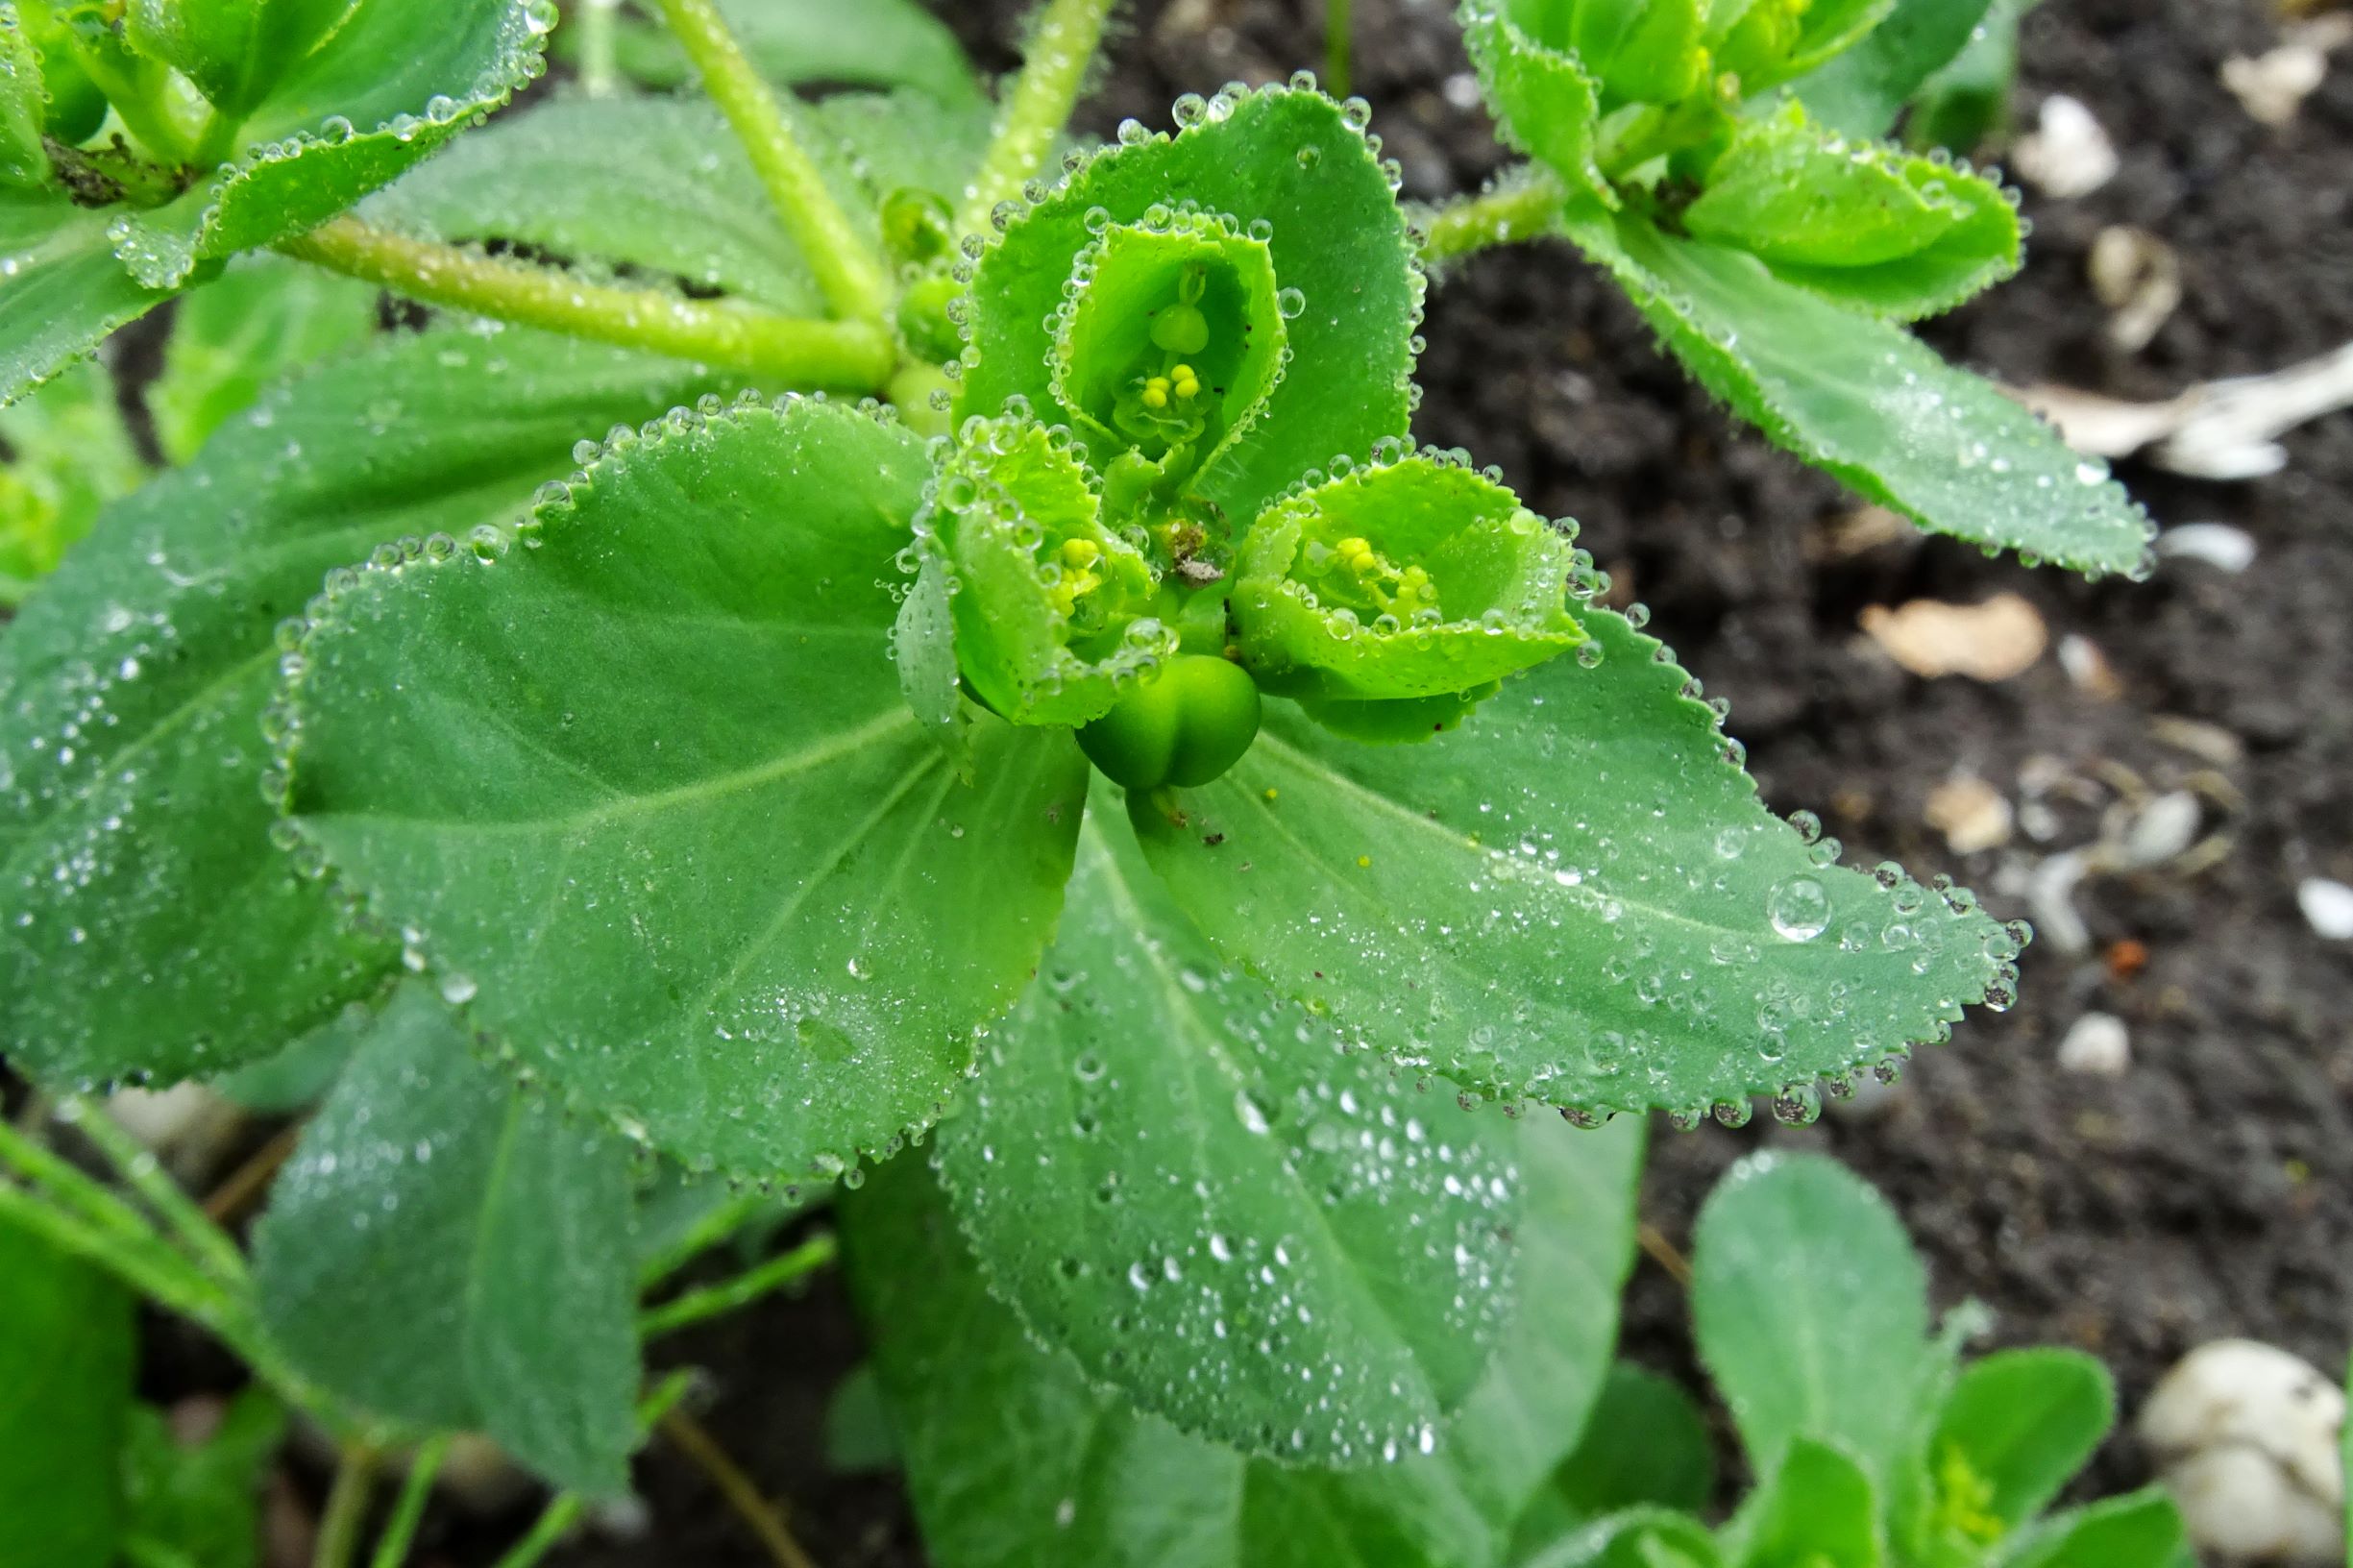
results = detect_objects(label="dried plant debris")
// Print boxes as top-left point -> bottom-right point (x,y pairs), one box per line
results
1858,593 -> 2048,681
2018,340 -> 2353,480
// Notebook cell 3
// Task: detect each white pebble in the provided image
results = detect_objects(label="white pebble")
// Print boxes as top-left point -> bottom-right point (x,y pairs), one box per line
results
2015,95 -> 2120,199
2156,523 -> 2258,574
2298,877 -> 2353,941
2057,1012 -> 2130,1077
2140,1340 -> 2344,1566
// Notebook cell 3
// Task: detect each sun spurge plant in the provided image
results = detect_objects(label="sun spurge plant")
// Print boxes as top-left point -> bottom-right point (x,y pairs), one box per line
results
1451,0 -> 2155,577
0,0 -> 2059,1558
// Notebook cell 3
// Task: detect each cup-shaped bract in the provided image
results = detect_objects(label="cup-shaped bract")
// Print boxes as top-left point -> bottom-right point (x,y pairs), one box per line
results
924,413 -> 1169,727
1049,210 -> 1288,487
1235,454 -> 1585,712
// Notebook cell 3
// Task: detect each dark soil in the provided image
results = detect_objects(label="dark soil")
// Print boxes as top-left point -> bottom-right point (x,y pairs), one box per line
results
117,2 -> 2353,1562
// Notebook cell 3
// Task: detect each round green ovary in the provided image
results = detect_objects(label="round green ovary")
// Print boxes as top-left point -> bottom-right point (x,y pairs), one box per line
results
1078,654 -> 1262,790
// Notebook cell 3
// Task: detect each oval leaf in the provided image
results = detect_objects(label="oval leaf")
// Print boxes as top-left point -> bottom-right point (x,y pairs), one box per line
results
1561,205 -> 2153,578
1,328 -> 725,1089
252,983 -> 640,1495
1691,1151 -> 1928,1483
959,85 -> 1420,527
936,795 -> 1518,1463
1132,606 -> 2015,1121
847,1113 -> 1644,1568
1931,1349 -> 2114,1533
279,397 -> 1091,1182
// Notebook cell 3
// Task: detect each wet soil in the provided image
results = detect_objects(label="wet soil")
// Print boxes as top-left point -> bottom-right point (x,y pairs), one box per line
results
120,1 -> 2353,1561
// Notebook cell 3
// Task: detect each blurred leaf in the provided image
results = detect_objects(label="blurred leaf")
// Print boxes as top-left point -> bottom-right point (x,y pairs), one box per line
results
1523,1509 -> 1724,1568
122,0 -> 360,122
1731,1437 -> 1880,1568
1902,0 -> 2033,158
1790,0 -> 1996,138
0,187 -> 174,408
0,357 -> 147,588
1931,1349 -> 2113,1533
253,983 -> 641,1495
2001,1490 -> 2187,1568
1513,1361 -> 1715,1554
208,996 -> 378,1114
148,255 -> 379,465
1691,1151 -> 1927,1485
0,1213 -> 135,1568
119,1388 -> 286,1568
576,0 -> 977,105
0,4 -> 50,189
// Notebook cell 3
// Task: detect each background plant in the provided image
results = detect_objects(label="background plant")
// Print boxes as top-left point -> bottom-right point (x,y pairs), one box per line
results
0,0 -> 2125,1562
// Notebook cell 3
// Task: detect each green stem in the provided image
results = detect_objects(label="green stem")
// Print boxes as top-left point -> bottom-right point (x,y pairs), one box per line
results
366,1436 -> 451,1568
0,1112 -> 160,1249
958,0 -> 1119,237
278,217 -> 896,392
190,104 -> 243,170
491,1375 -> 696,1568
57,1095 -> 249,1286
315,1447 -> 380,1568
578,0 -> 625,99
1325,0 -> 1353,99
652,0 -> 891,323
0,1181 -> 241,1330
1418,166 -> 1567,264
637,1190 -> 776,1287
640,1233 -> 838,1339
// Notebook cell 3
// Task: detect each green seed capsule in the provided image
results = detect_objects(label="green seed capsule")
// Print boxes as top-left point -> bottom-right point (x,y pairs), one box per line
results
1078,654 -> 1262,791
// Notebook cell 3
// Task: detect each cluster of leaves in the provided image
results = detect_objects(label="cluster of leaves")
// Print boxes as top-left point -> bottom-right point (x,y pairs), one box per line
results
0,0 -> 2146,1555
842,1137 -> 2191,1568
1458,0 -> 2153,577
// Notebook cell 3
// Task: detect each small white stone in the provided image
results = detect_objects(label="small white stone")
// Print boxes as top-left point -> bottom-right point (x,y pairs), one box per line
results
2157,523 -> 2258,574
2015,95 -> 2120,199
2298,877 -> 2353,941
2140,1340 -> 2345,1567
2057,1012 -> 2130,1077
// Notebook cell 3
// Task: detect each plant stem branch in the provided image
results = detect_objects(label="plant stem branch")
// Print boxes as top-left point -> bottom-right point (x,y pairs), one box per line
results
366,1436 -> 451,1568
278,218 -> 896,392
639,1233 -> 838,1339
1417,165 -> 1567,264
0,1180 -> 241,1327
314,1446 -> 380,1568
58,1095 -> 249,1286
638,1190 -> 775,1288
1325,0 -> 1353,99
659,1408 -> 818,1568
205,1119 -> 306,1226
1637,1221 -> 1693,1287
957,0 -> 1118,237
491,1375 -> 696,1568
0,1113 -> 160,1249
577,0 -> 625,99
652,0 -> 891,323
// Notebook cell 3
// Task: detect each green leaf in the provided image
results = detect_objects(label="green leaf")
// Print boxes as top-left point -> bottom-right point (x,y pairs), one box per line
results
1,4 -> 50,188
846,1113 -> 1644,1568
935,794 -> 1519,1461
1548,0 -> 1710,107
252,982 -> 641,1495
1460,4 -> 1615,208
279,396 -> 1091,1183
1931,1350 -> 2113,1533
959,86 -> 1419,528
579,0 -> 979,107
208,995 -> 374,1113
2002,1491 -> 2187,1568
1681,102 -> 2020,320
147,254 -> 379,465
1790,0 -> 1997,138
1515,1361 -> 1715,1553
1691,1151 -> 1927,1484
1902,0 -> 2032,159
1560,204 -> 2154,577
1524,1510 -> 1724,1568
119,1388 -> 286,1568
122,0 -> 358,121
0,1213 -> 135,1568
356,85 -> 989,309
0,357 -> 148,589
1132,605 -> 2012,1121
0,327 -> 724,1090
107,0 -> 552,289
1234,452 -> 1584,706
0,186 -> 174,408
1721,0 -> 1893,90
1733,1436 -> 1881,1568
928,412 -> 1167,727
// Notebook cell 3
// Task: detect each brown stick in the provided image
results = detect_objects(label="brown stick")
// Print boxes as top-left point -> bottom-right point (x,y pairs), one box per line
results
657,1408 -> 819,1568
204,1122 -> 306,1225
1637,1221 -> 1694,1288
